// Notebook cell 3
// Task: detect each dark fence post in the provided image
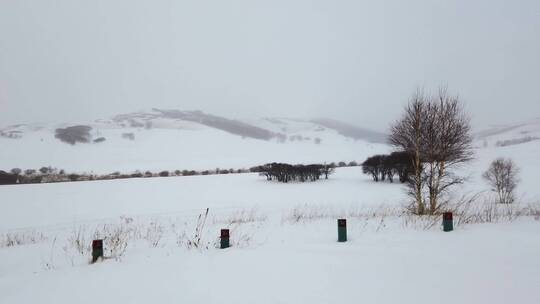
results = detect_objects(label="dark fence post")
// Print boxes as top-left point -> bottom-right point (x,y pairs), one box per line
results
92,239 -> 104,263
220,229 -> 230,249
338,219 -> 347,242
443,212 -> 453,232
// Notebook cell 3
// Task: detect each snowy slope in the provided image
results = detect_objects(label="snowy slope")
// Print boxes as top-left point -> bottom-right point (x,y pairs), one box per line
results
0,110 -> 388,174
475,117 -> 540,147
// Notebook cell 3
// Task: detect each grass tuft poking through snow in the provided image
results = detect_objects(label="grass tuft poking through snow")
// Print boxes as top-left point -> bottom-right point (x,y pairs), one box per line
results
0,230 -> 47,248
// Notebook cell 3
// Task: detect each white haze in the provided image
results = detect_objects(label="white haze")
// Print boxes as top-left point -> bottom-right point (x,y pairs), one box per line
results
0,0 -> 539,130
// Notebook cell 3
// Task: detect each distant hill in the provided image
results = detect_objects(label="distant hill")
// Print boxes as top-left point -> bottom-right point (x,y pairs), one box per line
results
0,109 -> 390,174
474,117 -> 540,148
151,109 -> 276,140
310,118 -> 388,143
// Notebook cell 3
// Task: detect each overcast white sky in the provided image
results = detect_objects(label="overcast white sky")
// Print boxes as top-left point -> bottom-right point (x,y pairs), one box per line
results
1,0 -> 539,131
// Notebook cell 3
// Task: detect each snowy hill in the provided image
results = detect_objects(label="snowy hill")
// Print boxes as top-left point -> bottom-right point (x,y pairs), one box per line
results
0,109 -> 389,174
475,117 -> 540,148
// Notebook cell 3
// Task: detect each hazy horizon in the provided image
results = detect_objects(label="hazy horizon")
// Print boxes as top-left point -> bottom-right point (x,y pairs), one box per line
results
1,0 -> 539,131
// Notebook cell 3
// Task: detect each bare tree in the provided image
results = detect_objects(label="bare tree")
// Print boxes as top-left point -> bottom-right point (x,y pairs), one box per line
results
10,168 -> 22,175
483,158 -> 519,204
390,88 -> 473,214
389,90 -> 427,214
423,88 -> 474,213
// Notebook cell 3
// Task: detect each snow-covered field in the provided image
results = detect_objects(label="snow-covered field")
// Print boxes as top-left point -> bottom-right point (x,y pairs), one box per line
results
1,116 -> 540,303
1,165 -> 539,304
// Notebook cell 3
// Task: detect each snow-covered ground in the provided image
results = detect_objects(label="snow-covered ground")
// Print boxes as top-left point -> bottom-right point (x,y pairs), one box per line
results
1,115 -> 540,303
2,218 -> 538,304
1,166 -> 539,304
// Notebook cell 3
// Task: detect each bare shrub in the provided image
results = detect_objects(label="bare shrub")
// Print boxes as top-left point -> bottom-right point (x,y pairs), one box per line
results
447,193 -> 522,226
41,237 -> 57,271
526,203 -> 540,221
283,205 -> 332,223
62,227 -> 90,266
212,209 -> 267,225
93,224 -> 130,260
282,204 -> 399,225
66,226 -> 89,256
0,230 -> 47,248
483,158 -> 520,204
144,221 -> 164,248
400,193 -> 524,229
219,228 -> 254,249
177,208 -> 211,250
400,213 -> 441,230
10,168 -> 22,175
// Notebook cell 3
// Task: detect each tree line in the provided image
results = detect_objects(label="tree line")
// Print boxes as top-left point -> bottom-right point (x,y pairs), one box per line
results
255,163 -> 334,183
361,151 -> 414,183
0,160 -> 358,185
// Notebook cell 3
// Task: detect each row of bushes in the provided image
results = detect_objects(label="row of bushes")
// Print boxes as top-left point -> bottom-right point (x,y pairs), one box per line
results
361,151 -> 414,183
250,161 -> 357,173
0,160 -> 361,185
255,163 -> 334,183
0,169 -> 227,185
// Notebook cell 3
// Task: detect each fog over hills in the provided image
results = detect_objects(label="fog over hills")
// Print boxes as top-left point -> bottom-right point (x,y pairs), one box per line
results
0,109 -> 387,143
0,109 -> 390,174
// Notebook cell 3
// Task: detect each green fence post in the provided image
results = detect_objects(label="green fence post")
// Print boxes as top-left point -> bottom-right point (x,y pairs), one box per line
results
443,212 -> 453,232
338,219 -> 347,242
91,239 -> 103,263
220,229 -> 230,249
